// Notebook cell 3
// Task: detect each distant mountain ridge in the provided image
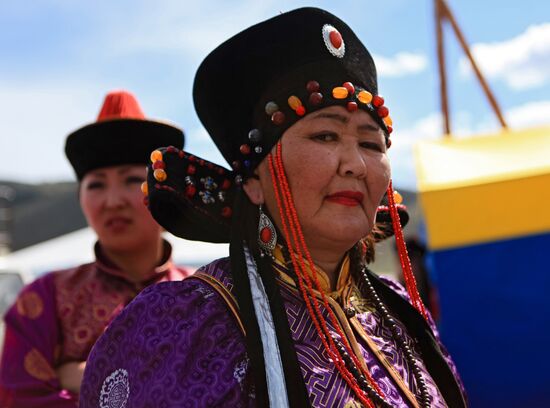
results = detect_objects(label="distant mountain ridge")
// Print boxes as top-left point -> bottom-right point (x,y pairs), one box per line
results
0,180 -> 86,251
0,180 -> 419,252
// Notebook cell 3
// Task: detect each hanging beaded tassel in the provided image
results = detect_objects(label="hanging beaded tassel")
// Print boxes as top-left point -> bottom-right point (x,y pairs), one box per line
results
386,180 -> 428,321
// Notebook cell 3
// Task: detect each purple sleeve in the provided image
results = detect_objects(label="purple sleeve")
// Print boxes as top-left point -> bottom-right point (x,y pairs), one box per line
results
0,273 -> 77,407
379,275 -> 467,399
80,278 -> 254,408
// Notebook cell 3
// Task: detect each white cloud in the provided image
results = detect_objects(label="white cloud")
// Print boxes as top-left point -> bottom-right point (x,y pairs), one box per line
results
460,23 -> 550,90
506,100 -> 550,128
100,0 -> 280,62
374,52 -> 428,77
388,99 -> 550,190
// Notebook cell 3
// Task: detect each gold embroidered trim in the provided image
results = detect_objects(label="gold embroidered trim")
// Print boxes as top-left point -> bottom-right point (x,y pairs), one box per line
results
188,273 -> 246,335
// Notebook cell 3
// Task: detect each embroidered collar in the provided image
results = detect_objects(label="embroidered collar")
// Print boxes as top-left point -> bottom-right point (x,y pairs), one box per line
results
94,239 -> 175,284
272,244 -> 353,299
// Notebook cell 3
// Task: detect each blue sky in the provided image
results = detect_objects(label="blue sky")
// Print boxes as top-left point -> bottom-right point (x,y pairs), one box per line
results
1,0 -> 549,189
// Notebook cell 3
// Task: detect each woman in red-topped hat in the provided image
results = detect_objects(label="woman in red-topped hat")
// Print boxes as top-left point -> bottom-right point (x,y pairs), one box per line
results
0,90 -> 192,407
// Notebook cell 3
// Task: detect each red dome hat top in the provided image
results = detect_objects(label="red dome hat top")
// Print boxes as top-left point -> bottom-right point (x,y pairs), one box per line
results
65,90 -> 184,180
96,90 -> 146,121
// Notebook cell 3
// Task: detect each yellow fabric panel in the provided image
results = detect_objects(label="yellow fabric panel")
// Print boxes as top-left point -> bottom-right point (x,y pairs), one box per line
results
415,126 -> 550,192
419,172 -> 550,249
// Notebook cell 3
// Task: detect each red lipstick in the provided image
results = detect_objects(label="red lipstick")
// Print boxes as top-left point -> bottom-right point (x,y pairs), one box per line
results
325,191 -> 364,207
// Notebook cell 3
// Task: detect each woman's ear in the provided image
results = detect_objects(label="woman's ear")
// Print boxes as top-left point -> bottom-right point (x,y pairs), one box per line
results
242,176 -> 264,205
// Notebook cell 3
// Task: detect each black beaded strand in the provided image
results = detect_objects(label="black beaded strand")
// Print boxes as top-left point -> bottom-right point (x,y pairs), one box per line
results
333,337 -> 394,408
358,266 -> 432,408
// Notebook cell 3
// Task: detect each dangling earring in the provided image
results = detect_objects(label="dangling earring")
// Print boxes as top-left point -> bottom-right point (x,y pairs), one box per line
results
258,204 -> 277,257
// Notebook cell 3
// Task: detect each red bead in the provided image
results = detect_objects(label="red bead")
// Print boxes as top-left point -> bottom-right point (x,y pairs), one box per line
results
217,167 -> 225,175
347,101 -> 358,112
221,179 -> 231,190
308,92 -> 323,106
143,196 -> 149,206
207,162 -> 214,169
166,146 -> 176,153
387,138 -> 392,148
221,206 -> 232,218
232,160 -> 241,170
387,126 -> 393,134
306,80 -> 320,93
296,106 -> 306,116
240,144 -> 251,154
188,155 -> 196,162
343,82 -> 355,94
329,30 -> 343,49
178,150 -> 185,158
377,106 -> 389,118
199,159 -> 205,166
152,161 -> 165,170
271,111 -> 285,125
187,164 -> 196,175
185,185 -> 196,197
260,226 -> 272,243
372,95 -> 384,108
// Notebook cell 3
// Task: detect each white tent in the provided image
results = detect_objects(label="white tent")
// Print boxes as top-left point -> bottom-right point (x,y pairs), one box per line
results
0,227 -> 229,283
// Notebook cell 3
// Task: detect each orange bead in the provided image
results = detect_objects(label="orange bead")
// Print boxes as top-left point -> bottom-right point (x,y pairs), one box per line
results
357,90 -> 373,104
153,169 -> 167,182
383,116 -> 393,126
332,87 -> 348,99
287,95 -> 302,110
393,190 -> 403,204
150,150 -> 163,163
140,181 -> 148,195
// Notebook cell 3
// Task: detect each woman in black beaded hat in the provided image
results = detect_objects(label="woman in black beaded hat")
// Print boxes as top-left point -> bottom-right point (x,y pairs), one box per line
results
80,9 -> 467,408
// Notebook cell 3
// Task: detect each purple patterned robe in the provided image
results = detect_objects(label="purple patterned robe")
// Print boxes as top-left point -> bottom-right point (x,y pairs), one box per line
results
0,241 -> 190,407
80,257 -> 466,407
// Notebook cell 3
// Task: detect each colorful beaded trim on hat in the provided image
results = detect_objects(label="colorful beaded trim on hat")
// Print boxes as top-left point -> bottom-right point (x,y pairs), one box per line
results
231,79 -> 393,176
143,147 -> 234,220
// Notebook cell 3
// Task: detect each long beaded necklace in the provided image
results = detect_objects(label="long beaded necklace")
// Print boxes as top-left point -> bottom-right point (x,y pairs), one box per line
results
279,244 -> 431,408
358,266 -> 431,408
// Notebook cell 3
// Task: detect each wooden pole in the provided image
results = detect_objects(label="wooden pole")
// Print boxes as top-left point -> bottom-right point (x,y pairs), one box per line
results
439,0 -> 508,129
435,0 -> 452,135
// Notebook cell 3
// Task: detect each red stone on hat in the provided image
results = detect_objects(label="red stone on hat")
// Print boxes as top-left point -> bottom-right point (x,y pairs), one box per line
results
329,30 -> 343,49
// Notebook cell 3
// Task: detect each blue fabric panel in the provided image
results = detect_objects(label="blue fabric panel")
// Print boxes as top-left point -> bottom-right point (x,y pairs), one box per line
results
429,232 -> 550,408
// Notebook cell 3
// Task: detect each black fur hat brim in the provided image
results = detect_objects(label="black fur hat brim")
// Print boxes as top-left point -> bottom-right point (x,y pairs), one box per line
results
65,119 -> 184,180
